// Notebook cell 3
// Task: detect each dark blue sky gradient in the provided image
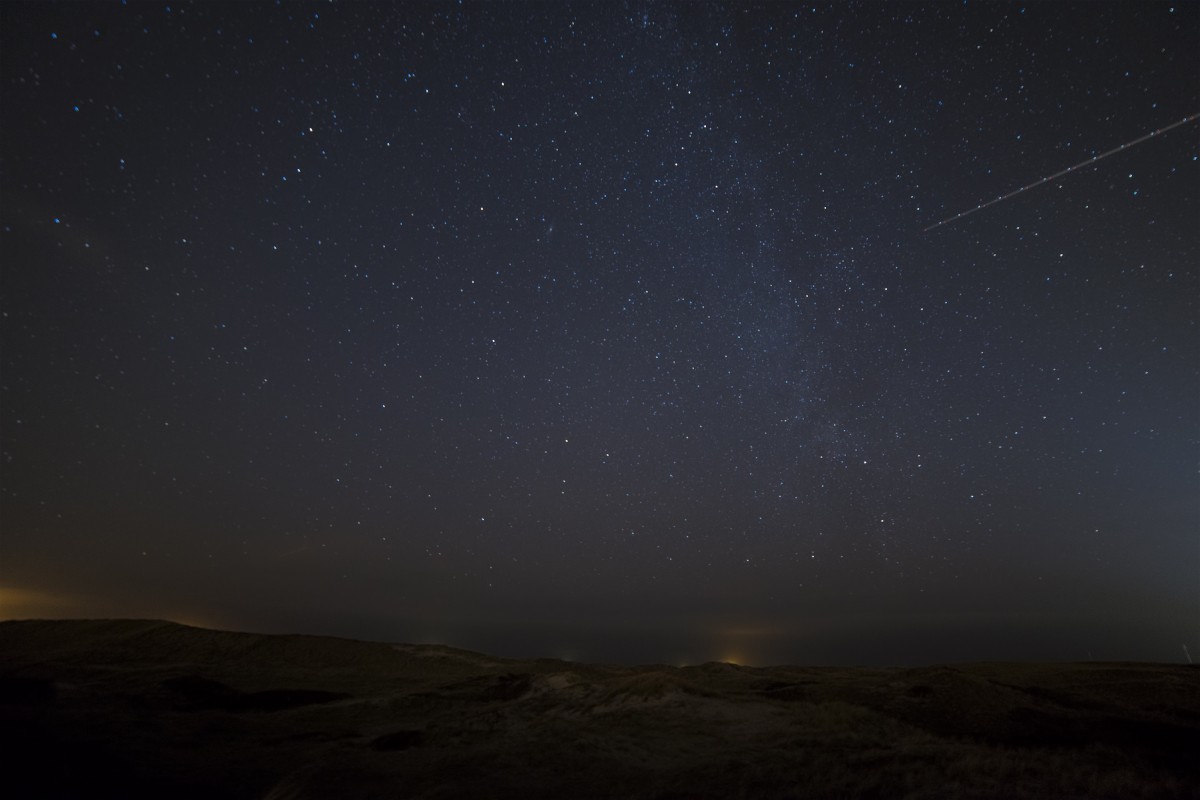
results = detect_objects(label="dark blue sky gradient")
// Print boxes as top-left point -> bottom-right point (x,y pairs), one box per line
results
2,1 -> 1196,665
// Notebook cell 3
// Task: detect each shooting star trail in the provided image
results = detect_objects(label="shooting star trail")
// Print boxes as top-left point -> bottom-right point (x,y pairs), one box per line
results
924,112 -> 1200,232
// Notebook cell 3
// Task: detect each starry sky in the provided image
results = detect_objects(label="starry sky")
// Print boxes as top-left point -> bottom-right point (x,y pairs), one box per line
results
2,1 -> 1197,667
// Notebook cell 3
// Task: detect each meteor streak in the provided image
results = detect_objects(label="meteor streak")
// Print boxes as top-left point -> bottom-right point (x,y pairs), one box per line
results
924,112 -> 1200,232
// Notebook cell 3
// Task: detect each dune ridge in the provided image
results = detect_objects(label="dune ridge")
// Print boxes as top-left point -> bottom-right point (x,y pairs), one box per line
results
2,619 -> 1198,799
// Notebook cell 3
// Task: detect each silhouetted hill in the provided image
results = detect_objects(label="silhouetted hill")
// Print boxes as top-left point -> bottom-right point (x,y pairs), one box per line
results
2,619 -> 1198,799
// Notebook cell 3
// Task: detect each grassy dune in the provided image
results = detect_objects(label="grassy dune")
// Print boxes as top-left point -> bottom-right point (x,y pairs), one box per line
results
2,619 -> 1198,799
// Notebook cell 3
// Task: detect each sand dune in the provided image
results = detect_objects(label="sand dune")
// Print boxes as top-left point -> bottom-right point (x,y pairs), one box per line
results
2,619 -> 1198,799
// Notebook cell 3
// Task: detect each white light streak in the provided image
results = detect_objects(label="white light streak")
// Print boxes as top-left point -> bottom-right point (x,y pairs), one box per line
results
925,112 -> 1200,233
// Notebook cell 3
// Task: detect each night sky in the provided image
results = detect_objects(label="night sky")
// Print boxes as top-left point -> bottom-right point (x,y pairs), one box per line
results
2,1 -> 1197,667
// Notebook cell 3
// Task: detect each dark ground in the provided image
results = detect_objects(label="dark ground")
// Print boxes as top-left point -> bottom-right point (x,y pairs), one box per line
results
2,619 -> 1198,799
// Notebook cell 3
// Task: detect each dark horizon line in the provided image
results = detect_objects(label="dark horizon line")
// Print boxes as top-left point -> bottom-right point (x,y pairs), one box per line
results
4,616 -> 1193,671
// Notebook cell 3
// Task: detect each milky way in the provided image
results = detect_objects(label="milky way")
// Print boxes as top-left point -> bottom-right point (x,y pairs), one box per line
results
2,2 -> 1197,665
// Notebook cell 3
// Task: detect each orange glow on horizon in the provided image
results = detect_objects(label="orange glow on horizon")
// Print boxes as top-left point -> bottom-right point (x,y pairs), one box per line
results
0,584 -> 229,633
0,585 -> 85,620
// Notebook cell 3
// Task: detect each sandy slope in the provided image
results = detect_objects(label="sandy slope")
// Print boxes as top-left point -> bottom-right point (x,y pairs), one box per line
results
2,619 -> 1198,799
